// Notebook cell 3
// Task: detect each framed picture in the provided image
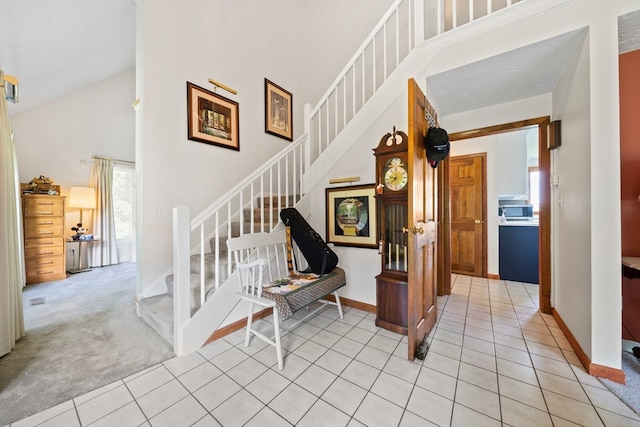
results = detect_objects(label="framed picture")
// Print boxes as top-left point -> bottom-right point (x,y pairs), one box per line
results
326,184 -> 377,248
265,78 -> 293,141
187,82 -> 239,150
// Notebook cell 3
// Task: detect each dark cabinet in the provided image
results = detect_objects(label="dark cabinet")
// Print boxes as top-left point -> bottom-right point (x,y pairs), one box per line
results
499,224 -> 539,284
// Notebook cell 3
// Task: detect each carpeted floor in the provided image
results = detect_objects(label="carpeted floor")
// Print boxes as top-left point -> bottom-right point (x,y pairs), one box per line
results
0,262 -> 176,425
600,349 -> 640,416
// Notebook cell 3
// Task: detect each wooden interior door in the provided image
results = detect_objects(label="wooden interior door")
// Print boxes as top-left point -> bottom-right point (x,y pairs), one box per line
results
407,78 -> 437,360
450,154 -> 487,277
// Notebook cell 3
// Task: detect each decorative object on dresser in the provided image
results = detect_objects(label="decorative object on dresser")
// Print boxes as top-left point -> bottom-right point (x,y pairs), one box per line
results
21,190 -> 66,284
67,187 -> 96,274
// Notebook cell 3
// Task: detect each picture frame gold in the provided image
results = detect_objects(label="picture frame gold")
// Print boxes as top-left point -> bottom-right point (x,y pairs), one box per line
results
187,82 -> 239,150
265,78 -> 293,141
326,184 -> 377,248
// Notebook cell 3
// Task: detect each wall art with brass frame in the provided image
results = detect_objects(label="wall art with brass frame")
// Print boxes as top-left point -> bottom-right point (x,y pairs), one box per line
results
187,82 -> 239,150
326,184 -> 377,248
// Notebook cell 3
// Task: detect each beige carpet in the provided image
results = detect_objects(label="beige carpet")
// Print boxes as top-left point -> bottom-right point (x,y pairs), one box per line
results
0,262 -> 175,425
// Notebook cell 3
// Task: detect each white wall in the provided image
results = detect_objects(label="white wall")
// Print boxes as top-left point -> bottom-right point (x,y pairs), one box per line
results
135,0 -> 394,293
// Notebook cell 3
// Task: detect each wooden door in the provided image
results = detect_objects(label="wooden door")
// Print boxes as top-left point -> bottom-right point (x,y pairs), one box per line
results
450,154 -> 487,277
407,78 -> 437,360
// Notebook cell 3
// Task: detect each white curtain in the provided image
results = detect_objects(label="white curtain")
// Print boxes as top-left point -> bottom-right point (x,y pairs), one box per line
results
0,69 -> 25,357
89,158 -> 120,267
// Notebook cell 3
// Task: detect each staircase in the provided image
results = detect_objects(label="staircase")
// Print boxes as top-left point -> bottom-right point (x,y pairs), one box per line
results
138,0 -> 532,356
137,196 -> 294,345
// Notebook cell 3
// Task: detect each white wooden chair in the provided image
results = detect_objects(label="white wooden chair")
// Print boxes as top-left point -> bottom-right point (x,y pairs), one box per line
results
227,230 -> 345,371
227,231 -> 288,370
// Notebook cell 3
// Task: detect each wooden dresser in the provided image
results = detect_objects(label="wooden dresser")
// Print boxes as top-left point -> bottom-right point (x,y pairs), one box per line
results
22,194 -> 67,284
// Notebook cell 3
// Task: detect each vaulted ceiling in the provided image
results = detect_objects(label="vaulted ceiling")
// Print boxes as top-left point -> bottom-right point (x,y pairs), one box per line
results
0,2 -> 638,117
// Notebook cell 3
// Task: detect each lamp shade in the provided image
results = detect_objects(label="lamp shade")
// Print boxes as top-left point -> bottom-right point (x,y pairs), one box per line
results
68,187 -> 96,209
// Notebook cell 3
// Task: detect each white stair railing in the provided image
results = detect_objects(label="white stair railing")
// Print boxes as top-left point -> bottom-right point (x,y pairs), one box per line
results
172,0 -> 526,355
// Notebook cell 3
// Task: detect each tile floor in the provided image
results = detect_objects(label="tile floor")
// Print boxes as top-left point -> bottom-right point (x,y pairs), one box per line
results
10,275 -> 640,427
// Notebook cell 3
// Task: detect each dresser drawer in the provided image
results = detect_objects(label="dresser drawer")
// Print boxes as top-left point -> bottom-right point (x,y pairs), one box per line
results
23,197 -> 64,217
25,257 -> 66,284
24,236 -> 64,249
25,245 -> 65,259
24,217 -> 65,238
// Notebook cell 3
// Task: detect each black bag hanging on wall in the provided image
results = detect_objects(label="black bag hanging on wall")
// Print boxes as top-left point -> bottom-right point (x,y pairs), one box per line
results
280,208 -> 339,275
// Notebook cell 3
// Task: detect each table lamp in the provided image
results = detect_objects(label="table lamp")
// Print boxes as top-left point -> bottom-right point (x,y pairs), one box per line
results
68,186 -> 96,273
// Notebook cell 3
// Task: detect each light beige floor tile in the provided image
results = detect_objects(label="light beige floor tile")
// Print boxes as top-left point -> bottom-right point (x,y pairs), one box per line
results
406,385 -> 453,426
245,368 -> 291,404
193,374 -> 242,411
243,407 -> 291,427
197,338 -> 234,360
550,415 -> 583,426
32,408 -> 82,427
451,403 -> 501,427
355,345 -> 391,370
423,349 -> 460,378
125,364 -> 174,399
493,322 -> 524,338
342,359 -> 380,389
73,380 -> 122,405
536,370 -> 589,403
596,407 -> 640,427
269,383 -> 317,425
321,378 -> 367,416
177,360 -> 223,392
288,322 -> 322,339
531,354 -> 577,379
583,383 -> 640,420
543,389 -> 604,426
415,366 -> 458,400
465,315 -> 493,330
496,357 -> 539,386
454,380 -> 500,419
11,401 -> 76,427
462,335 -> 495,356
498,374 -> 547,411
429,338 -> 462,360
310,329 -> 342,348
148,395 -> 207,427
398,410 -> 437,427
464,325 -> 495,342
500,395 -> 554,427
295,364 -> 337,397
433,328 -> 464,346
493,332 -> 528,352
315,348 -> 352,375
226,357 -> 269,387
437,319 -> 466,334
370,371 -> 413,407
136,378 -> 189,419
272,352 -> 309,380
280,331 -> 308,352
353,392 -> 404,427
368,334 -> 400,353
344,326 -> 375,345
211,389 -> 265,427
209,346 -> 249,372
163,351 -> 206,377
495,343 -> 532,367
76,383 -> 134,426
383,354 -> 422,383
460,346 -> 497,372
526,341 -> 566,361
293,340 -> 328,363
296,399 -> 350,427
458,362 -> 498,392
332,337 -> 365,358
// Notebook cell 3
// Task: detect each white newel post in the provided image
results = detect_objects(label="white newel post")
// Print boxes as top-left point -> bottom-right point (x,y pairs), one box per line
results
173,205 -> 191,356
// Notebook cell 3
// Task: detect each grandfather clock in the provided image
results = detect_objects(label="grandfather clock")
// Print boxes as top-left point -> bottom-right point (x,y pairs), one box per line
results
373,128 -> 409,335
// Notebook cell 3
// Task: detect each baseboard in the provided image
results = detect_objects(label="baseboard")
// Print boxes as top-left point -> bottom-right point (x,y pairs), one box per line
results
552,308 -> 626,384
203,296 -> 375,346
487,273 -> 500,280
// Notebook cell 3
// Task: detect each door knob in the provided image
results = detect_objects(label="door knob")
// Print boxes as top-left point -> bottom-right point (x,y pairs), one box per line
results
474,219 -> 483,224
403,226 -> 424,235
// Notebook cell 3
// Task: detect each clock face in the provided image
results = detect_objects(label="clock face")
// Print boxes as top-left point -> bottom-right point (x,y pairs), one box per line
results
383,157 -> 408,191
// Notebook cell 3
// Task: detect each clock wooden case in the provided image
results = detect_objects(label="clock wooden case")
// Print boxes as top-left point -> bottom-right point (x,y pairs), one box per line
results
373,129 -> 409,335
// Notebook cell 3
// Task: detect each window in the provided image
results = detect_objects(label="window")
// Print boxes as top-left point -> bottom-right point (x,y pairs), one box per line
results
112,162 -> 135,262
529,167 -> 540,214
